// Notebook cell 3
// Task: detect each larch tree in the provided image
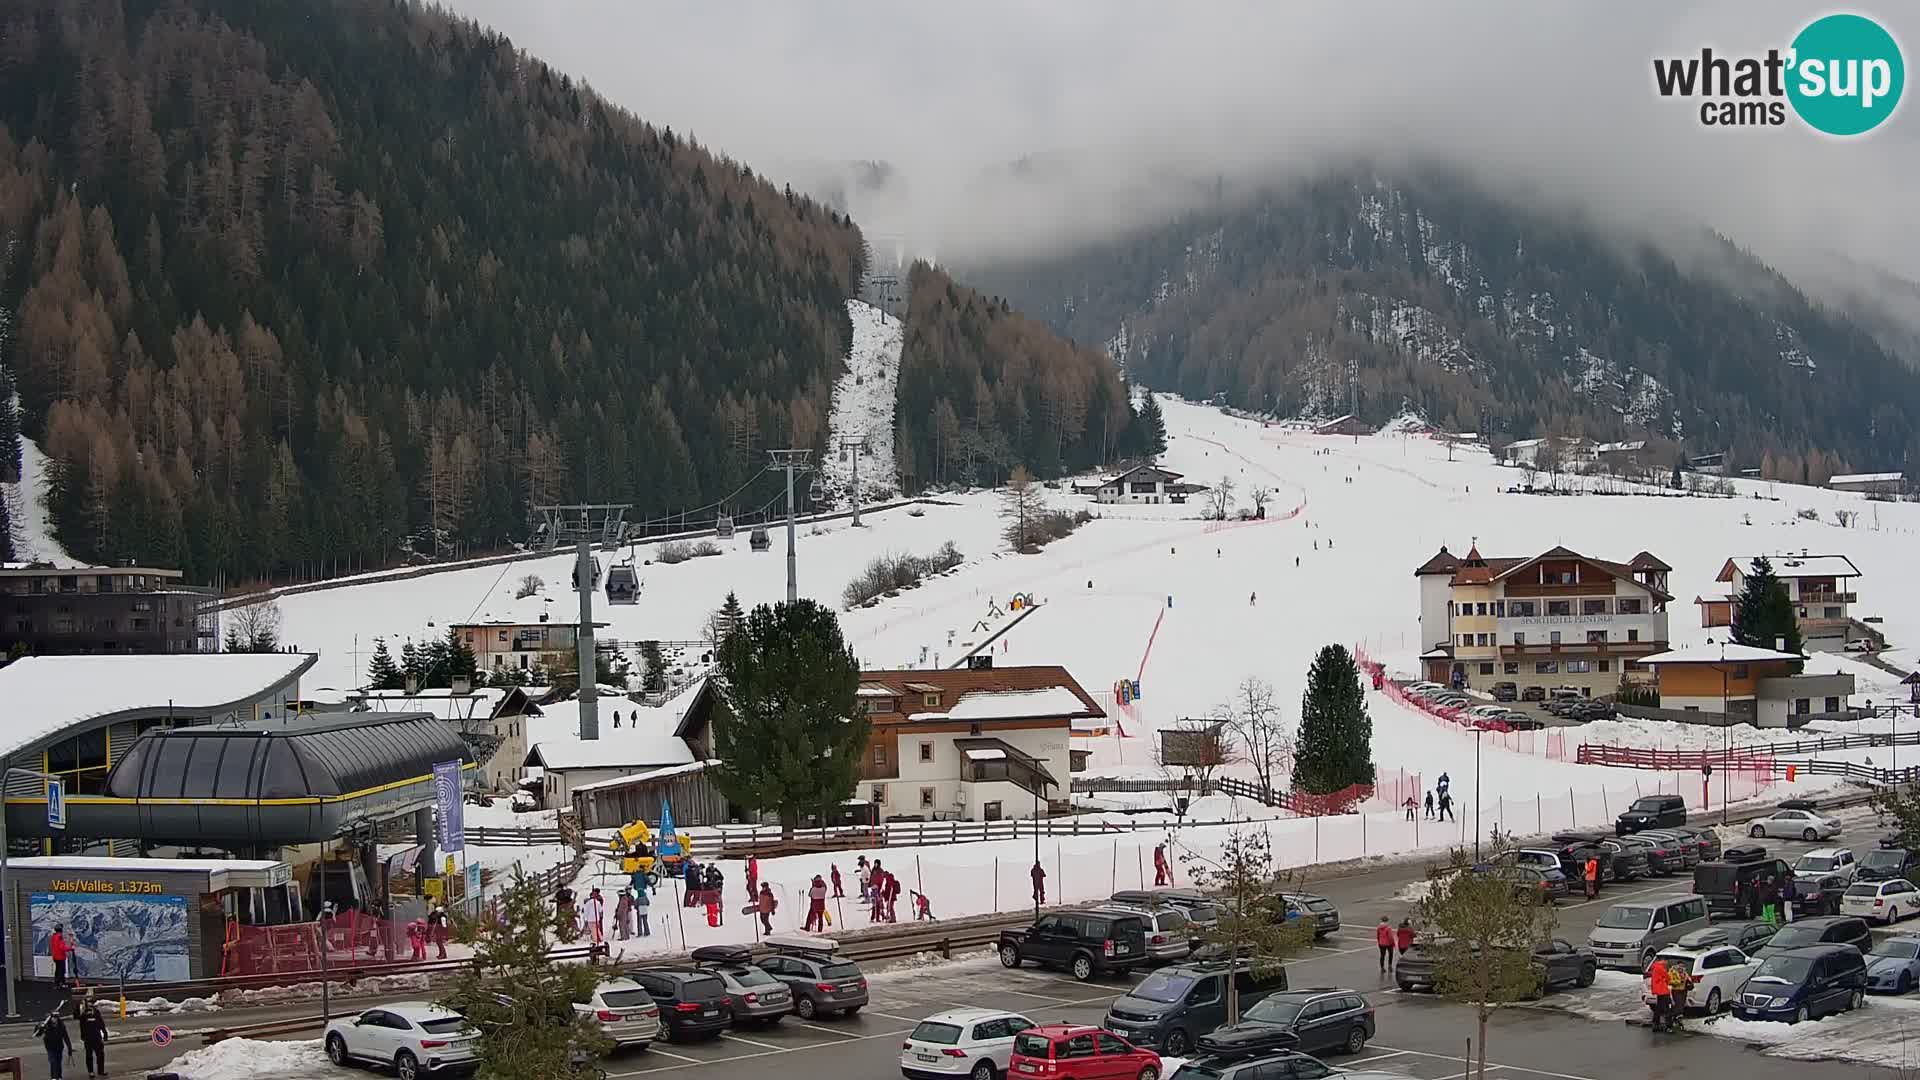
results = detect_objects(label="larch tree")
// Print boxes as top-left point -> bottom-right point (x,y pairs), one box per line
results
1000,465 -> 1048,552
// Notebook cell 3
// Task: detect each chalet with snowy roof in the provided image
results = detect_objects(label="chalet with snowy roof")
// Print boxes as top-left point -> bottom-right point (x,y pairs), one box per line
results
1827,471 -> 1905,497
1695,553 -> 1877,652
1313,414 -> 1372,437
1592,440 -> 1647,470
1094,464 -> 1189,505
453,616 -> 609,676
1639,644 -> 1856,729
1414,544 -> 1671,695
849,665 -> 1102,821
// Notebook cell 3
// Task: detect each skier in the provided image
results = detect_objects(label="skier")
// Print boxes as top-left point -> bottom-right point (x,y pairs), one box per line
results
634,881 -> 652,937
912,890 -> 936,921
830,863 -> 845,898
1030,860 -> 1047,905
36,1006 -> 72,1080
614,889 -> 634,941
1402,795 -> 1417,821
756,882 -> 778,935
856,856 -> 872,901
78,998 -> 108,1080
1153,843 -> 1171,886
805,875 -> 828,932
1423,790 -> 1435,819
1249,592 -> 1257,605
1438,791 -> 1454,822
1295,556 -> 1300,567
745,856 -> 760,907
884,871 -> 902,923
683,858 -> 701,906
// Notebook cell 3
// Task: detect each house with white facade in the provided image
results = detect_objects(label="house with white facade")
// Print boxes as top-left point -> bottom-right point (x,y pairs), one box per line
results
852,665 -> 1102,820
1095,464 -> 1188,505
1697,553 -> 1872,652
1828,472 -> 1905,497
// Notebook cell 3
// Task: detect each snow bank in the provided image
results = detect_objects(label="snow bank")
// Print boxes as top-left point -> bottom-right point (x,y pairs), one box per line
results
162,1038 -> 332,1080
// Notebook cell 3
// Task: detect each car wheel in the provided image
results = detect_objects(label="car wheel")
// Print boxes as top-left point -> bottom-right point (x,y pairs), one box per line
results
325,1034 -> 350,1066
796,996 -> 818,1020
658,1022 -> 675,1043
394,1051 -> 420,1080
1071,954 -> 1095,981
1706,988 -> 1722,1014
1137,1067 -> 1159,1080
1163,1029 -> 1191,1056
1803,828 -> 1819,842
1793,1006 -> 1808,1024
1749,825 -> 1766,838
1851,990 -> 1866,1011
1577,964 -> 1596,988
1345,1025 -> 1368,1054
971,1061 -> 997,1080
1000,944 -> 1022,968
845,1005 -> 862,1016
1397,980 -> 1415,992
1902,971 -> 1914,994
1893,905 -> 1903,924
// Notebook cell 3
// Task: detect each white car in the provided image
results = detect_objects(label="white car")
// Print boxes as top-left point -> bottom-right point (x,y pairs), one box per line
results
901,1008 -> 1036,1080
1842,879 -> 1920,924
573,976 -> 663,1050
324,1001 -> 478,1079
1845,639 -> 1875,653
1643,936 -> 1757,1015
1748,808 -> 1843,842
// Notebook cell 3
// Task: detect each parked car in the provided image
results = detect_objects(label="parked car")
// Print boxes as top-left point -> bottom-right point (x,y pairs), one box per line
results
1752,915 -> 1874,960
1491,682 -> 1519,702
1790,848 -> 1859,915
1616,794 -> 1687,835
1520,685 -> 1548,702
1395,937 -> 1594,994
1278,893 -> 1342,937
1748,808 -> 1844,842
323,1002 -> 480,1079
1196,988 -> 1375,1058
625,969 -> 732,1041
1600,837 -> 1653,881
1617,832 -> 1682,876
1638,829 -> 1700,870
1169,1050 -> 1407,1080
1002,910 -> 1151,982
1643,941 -> 1756,1015
759,934 -> 870,1019
1866,936 -> 1920,994
1009,1024 -> 1161,1080
1732,945 -> 1867,1023
571,977 -> 662,1052
1110,890 -> 1220,931
1585,894 -> 1711,971
689,944 -> 793,1026
1506,848 -> 1566,874
1857,845 -> 1920,883
1693,847 -> 1792,919
1706,920 -> 1780,954
1103,961 -> 1289,1055
1473,863 -> 1567,902
1550,839 -> 1616,887
1845,638 -> 1876,653
1678,825 -> 1723,862
901,1009 -> 1037,1080
1094,905 -> 1194,965
1841,879 -> 1920,925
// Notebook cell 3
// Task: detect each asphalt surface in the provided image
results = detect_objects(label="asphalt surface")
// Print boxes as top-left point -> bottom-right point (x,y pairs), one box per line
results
2,821 -> 1900,1079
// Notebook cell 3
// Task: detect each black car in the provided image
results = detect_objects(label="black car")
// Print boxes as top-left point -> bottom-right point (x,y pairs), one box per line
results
1859,845 -> 1920,883
1471,863 -> 1567,903
1638,829 -> 1700,871
1733,945 -> 1867,1023
1693,847 -> 1792,919
1196,989 -> 1375,1059
1000,910 -> 1150,981
1491,682 -> 1518,702
1550,839 -> 1616,887
1168,1050 -> 1348,1080
1600,838 -> 1652,881
1394,937 -> 1593,995
1279,893 -> 1341,938
757,936 -> 869,1019
1616,794 -> 1687,835
1752,916 -> 1874,962
626,969 -> 732,1042
1103,961 -> 1289,1055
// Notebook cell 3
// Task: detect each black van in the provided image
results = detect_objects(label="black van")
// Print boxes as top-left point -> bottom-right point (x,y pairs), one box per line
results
1858,844 -> 1920,883
1732,945 -> 1867,1023
1693,846 -> 1792,919
1000,910 -> 1151,981
1616,794 -> 1687,835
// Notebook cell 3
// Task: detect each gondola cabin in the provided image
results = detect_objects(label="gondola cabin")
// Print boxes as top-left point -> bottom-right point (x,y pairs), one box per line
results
715,514 -> 736,539
605,561 -> 639,604
748,528 -> 771,552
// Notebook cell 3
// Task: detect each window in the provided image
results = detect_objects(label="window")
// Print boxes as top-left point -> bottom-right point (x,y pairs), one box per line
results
1794,699 -> 1811,715
1094,1034 -> 1129,1055
923,693 -> 942,707
1536,661 -> 1559,674
1587,629 -> 1607,643
498,630 -> 509,643
1566,660 -> 1592,673
1733,663 -> 1748,678
872,784 -> 887,804
1504,663 -> 1520,675
1617,598 -> 1642,614
920,786 -> 935,807
863,698 -> 892,714
1582,599 -> 1608,615
1493,601 -> 1506,617
1825,697 -> 1841,713
918,742 -> 934,763
1513,632 -> 1527,646
1598,660 -> 1611,673
873,745 -> 887,766
1549,631 -> 1561,644
1476,603 -> 1488,616
1060,1035 -> 1096,1059
1475,634 -> 1489,647
1627,629 -> 1640,643
1460,634 -> 1472,647
1510,601 -> 1537,617
1824,607 -> 1841,619
1548,600 -> 1572,616
1479,663 -> 1494,675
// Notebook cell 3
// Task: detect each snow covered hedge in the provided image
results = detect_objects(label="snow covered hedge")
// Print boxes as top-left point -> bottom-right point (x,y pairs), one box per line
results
657,539 -> 722,564
844,542 -> 964,608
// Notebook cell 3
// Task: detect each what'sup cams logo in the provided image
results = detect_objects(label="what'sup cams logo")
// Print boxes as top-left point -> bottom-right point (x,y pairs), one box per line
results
1654,13 -> 1904,135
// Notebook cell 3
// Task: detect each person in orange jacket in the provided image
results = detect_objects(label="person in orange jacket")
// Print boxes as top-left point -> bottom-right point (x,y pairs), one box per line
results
1647,956 -> 1672,1030
1583,856 -> 1600,900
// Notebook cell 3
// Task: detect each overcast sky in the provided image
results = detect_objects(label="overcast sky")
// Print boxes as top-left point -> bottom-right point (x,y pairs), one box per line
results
440,1 -> 1919,283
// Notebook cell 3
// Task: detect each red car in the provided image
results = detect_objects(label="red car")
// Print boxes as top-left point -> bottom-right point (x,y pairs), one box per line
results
1010,1024 -> 1162,1080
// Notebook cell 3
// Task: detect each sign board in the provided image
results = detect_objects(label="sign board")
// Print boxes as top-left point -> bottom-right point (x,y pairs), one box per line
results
657,799 -> 681,858
433,760 -> 465,851
151,1025 -> 173,1047
423,878 -> 444,899
445,855 -> 457,879
46,778 -> 65,830
466,862 -> 482,896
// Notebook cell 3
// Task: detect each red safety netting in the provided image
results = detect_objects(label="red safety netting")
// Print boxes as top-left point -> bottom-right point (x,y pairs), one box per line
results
220,911 -> 417,977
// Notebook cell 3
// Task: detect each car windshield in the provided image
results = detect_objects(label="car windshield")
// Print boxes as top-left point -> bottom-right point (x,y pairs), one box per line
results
418,1017 -> 467,1034
599,989 -> 654,1009
1847,883 -> 1884,897
822,962 -> 863,980
1866,850 -> 1909,868
1751,955 -> 1814,983
1795,856 -> 1838,872
1629,798 -> 1667,812
1596,905 -> 1654,930
1131,972 -> 1196,1003
1765,926 -> 1824,948
1242,999 -> 1305,1025
1184,903 -> 1219,922
1168,1064 -> 1223,1080
1013,1033 -> 1054,1058
681,976 -> 728,1001
1873,940 -> 1920,960
727,967 -> 778,987
911,1021 -> 963,1045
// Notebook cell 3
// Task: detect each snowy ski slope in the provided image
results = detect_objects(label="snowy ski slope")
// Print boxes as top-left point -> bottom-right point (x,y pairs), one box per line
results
818,299 -> 903,503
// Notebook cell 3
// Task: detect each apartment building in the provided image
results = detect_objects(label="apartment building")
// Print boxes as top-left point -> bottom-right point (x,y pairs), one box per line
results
0,563 -> 215,656
1696,553 -> 1868,652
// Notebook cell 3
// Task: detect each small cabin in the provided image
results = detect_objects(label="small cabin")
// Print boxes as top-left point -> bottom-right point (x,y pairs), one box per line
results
605,561 -> 639,605
749,528 -> 771,552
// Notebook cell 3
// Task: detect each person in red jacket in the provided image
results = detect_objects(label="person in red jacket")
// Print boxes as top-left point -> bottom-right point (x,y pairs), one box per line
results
1395,918 -> 1416,961
829,863 -> 845,899
49,924 -> 71,988
1153,844 -> 1170,886
1030,861 -> 1047,904
1375,917 -> 1395,973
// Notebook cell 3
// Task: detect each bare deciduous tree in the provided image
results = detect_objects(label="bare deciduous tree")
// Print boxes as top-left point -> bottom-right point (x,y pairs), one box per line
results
1157,718 -> 1239,797
1205,475 -> 1237,520
513,573 -> 545,599
1248,486 -> 1272,516
1219,677 -> 1293,801
223,598 -> 283,652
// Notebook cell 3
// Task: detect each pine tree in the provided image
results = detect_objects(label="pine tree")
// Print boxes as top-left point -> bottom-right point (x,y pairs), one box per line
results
443,626 -> 478,684
1136,393 -> 1168,457
711,599 -> 867,835
367,638 -> 403,690
447,870 -> 610,1078
1731,556 -> 1803,658
638,640 -> 666,693
717,591 -> 744,644
400,640 -> 427,689
0,488 -> 13,562
1295,644 -> 1375,794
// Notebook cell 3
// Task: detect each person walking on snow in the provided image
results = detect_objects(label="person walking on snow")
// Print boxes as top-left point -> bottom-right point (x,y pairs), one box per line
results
36,1007 -> 72,1079
1031,861 -> 1048,905
1438,792 -> 1454,821
1153,843 -> 1171,887
1375,917 -> 1395,973
830,863 -> 845,898
805,875 -> 828,932
634,881 -> 652,937
582,887 -> 607,945
1402,796 -> 1417,821
1249,592 -> 1257,605
746,856 -> 760,906
77,998 -> 108,1079
1423,791 -> 1435,819
614,889 -> 634,941
756,882 -> 778,935
856,856 -> 872,901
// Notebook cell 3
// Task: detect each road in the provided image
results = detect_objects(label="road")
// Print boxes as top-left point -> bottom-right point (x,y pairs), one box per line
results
1,820 -> 1898,1079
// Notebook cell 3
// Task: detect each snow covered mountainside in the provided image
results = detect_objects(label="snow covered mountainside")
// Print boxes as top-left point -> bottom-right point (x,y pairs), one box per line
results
2,434 -> 79,566
818,299 -> 903,505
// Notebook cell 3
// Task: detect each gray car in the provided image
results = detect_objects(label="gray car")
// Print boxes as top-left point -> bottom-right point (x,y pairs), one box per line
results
689,945 -> 792,1025
758,935 -> 869,1020
1094,904 -> 1195,964
1101,960 -> 1289,1056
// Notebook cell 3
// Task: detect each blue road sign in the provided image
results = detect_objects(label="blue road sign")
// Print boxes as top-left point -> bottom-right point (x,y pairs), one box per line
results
46,777 -> 65,830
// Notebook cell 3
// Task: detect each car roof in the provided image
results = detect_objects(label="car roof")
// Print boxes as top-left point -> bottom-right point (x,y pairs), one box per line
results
924,1007 -> 1024,1024
380,1001 -> 461,1019
1783,914 -> 1856,924
1264,987 -> 1357,1001
1023,1023 -> 1101,1037
1802,847 -> 1851,858
593,977 -> 643,991
1772,944 -> 1859,957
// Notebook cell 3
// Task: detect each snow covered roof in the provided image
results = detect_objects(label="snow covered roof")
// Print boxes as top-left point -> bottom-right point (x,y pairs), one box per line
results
961,747 -> 1007,761
1717,554 -> 1860,581
0,653 -> 316,759
1103,463 -> 1184,484
946,686 -> 1092,721
524,735 -> 695,771
1830,472 -> 1903,485
856,666 -> 1104,724
569,759 -> 716,794
352,687 -> 506,722
1639,644 -> 1804,665
1593,440 -> 1647,453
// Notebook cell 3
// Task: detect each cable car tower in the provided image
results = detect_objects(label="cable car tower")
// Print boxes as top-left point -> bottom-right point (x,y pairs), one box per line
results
533,503 -> 631,552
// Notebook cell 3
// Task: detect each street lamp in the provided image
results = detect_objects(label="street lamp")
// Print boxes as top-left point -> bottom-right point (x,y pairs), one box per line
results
1472,726 -> 1486,861
1712,639 -> 1728,825
0,761 -> 63,1020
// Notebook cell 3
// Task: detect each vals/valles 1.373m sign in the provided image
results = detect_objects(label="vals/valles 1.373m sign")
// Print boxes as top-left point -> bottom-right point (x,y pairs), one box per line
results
1653,13 -> 1905,134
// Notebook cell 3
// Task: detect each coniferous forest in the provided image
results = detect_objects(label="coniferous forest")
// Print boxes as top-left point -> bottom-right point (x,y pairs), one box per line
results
0,0 -> 872,581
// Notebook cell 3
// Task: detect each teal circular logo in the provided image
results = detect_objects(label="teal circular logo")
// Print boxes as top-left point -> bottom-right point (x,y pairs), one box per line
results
1788,14 -> 1904,135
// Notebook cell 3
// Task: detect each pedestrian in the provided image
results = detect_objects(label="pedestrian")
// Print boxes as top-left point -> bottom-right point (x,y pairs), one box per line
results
1402,796 -> 1417,821
49,923 -> 70,988
756,882 -> 778,935
1249,592 -> 1257,605
582,887 -> 606,945
1294,556 -> 1300,567
1583,856 -> 1600,901
1647,956 -> 1672,1030
615,889 -> 634,941
428,903 -> 449,959
634,881 -> 652,937
913,890 -> 936,921
870,870 -> 888,922
1438,793 -> 1454,822
856,856 -> 873,901
746,856 -> 761,907
805,875 -> 828,932
683,858 -> 701,906
77,998 -> 108,1079
830,863 -> 845,898
884,871 -> 902,923
36,1006 -> 72,1079
1667,961 -> 1693,1029
1153,843 -> 1170,886
1437,772 -> 1450,797
1031,860 -> 1047,905
1781,875 -> 1798,923
406,919 -> 426,961
554,885 -> 576,928
1375,917 -> 1394,973
1395,918 -> 1416,964
1423,791 -> 1435,819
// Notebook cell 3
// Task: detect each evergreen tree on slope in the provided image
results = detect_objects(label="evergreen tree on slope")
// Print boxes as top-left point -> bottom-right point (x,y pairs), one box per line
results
367,638 -> 404,690
1731,556 -> 1803,661
1295,643 -> 1375,794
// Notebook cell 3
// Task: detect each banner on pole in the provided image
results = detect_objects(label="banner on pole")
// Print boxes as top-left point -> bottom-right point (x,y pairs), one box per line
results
658,799 -> 682,857
433,760 -> 465,851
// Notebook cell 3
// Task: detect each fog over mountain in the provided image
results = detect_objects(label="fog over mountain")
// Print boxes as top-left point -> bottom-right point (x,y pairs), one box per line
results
442,1 -> 1917,293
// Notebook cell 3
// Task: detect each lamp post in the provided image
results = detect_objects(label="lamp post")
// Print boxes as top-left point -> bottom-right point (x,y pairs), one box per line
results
1717,640 -> 1729,825
0,762 -> 62,1020
1032,781 -> 1044,920
1472,726 -> 1486,861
